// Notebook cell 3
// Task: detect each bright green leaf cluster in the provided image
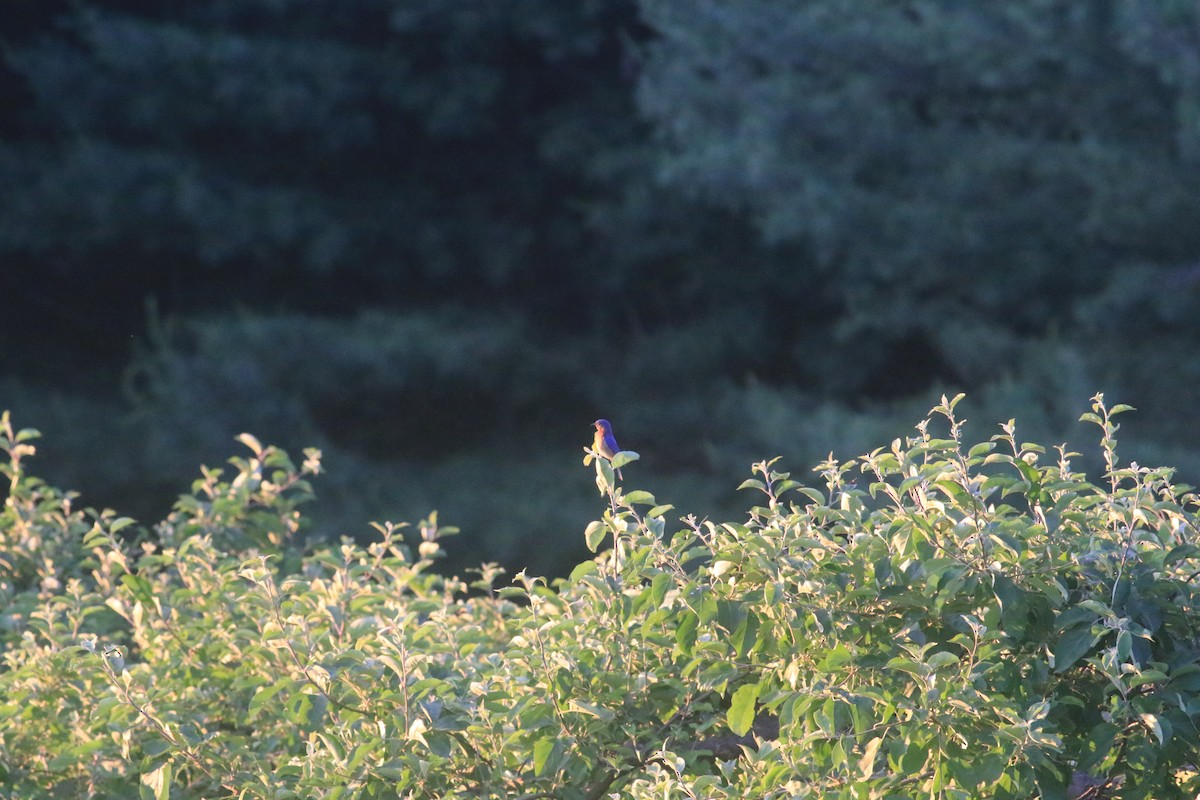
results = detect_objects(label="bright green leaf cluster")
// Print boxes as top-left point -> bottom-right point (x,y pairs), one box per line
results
1,395 -> 1199,798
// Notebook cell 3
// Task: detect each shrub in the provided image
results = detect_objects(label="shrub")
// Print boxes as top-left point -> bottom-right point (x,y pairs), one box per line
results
0,395 -> 1198,798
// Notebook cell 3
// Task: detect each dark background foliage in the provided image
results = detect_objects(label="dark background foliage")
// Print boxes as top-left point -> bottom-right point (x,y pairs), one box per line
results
3,0 -> 1199,576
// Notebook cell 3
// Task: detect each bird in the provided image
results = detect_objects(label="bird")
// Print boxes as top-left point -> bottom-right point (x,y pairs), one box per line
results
592,418 -> 623,478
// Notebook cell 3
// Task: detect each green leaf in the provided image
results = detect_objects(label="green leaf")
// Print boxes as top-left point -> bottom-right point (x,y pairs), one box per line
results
236,432 -> 264,455
858,736 -> 883,778
820,643 -> 853,672
798,487 -> 826,504
731,611 -> 760,658
1129,670 -> 1168,689
623,490 -> 656,505
141,739 -> 172,758
738,479 -> 766,492
611,450 -> 639,469
1015,460 -> 1041,485
120,574 -> 155,604
649,572 -> 672,607
82,526 -> 112,550
932,479 -> 970,504
249,679 -> 298,715
674,611 -> 698,656
532,736 -> 556,776
568,560 -> 598,581
968,441 -> 996,458
1116,629 -> 1132,662
1076,722 -> 1119,773
885,658 -> 929,678
595,457 -> 614,487
927,651 -> 959,670
14,427 -> 42,443
900,741 -> 930,774
566,699 -> 615,721
289,692 -> 328,730
345,743 -> 372,774
140,762 -> 171,800
1165,544 -> 1200,565
1168,665 -> 1200,692
111,517 -> 138,534
1140,712 -> 1167,745
727,682 -> 760,737
1053,624 -> 1099,672
584,520 -> 607,552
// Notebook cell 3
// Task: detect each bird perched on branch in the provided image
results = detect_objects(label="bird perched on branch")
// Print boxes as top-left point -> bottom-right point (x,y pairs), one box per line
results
592,418 -> 623,479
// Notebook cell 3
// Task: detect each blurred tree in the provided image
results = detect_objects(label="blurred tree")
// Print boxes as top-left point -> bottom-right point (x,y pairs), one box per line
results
5,0 -> 1200,578
5,0 -> 1200,387
0,0 -> 645,333
634,0 -> 1200,392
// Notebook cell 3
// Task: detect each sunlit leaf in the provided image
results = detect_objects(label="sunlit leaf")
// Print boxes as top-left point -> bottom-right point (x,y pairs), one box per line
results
727,682 -> 760,737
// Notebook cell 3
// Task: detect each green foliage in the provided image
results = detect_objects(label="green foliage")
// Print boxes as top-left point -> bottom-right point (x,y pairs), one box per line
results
3,396 -> 1200,797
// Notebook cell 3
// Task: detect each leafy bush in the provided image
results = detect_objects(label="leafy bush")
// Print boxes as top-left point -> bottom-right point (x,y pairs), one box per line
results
1,395 -> 1199,798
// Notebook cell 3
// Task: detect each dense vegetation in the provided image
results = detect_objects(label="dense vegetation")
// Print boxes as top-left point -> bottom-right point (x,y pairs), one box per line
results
4,2 -> 1200,576
3,397 -> 1200,798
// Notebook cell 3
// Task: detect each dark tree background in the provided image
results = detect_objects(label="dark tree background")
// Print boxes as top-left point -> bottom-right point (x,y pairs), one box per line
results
3,0 -> 1200,576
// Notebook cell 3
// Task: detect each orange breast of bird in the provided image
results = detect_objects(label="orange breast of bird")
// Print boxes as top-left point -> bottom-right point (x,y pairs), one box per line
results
593,429 -> 612,458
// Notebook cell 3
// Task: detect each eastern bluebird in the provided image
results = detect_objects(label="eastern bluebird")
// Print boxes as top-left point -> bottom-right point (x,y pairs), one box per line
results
592,418 -> 623,478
